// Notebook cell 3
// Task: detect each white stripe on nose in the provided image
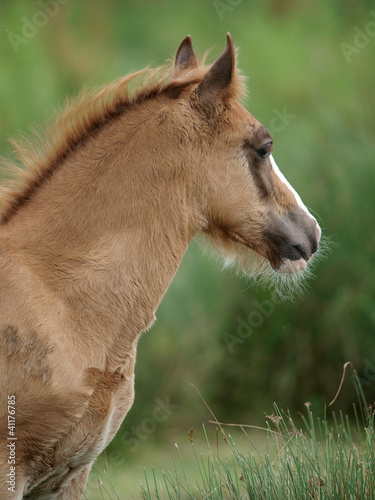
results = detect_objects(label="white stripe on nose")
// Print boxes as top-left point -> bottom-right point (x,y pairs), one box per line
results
270,154 -> 316,223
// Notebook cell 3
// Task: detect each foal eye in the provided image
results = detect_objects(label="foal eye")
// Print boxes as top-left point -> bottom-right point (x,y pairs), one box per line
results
256,142 -> 273,159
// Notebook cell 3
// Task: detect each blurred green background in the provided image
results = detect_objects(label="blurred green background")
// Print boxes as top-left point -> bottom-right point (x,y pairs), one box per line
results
1,0 -> 375,496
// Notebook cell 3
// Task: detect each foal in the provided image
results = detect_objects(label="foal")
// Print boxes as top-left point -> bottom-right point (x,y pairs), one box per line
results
0,34 -> 320,499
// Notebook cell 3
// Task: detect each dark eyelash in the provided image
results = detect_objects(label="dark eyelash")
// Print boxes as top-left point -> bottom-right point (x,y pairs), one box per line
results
256,143 -> 273,159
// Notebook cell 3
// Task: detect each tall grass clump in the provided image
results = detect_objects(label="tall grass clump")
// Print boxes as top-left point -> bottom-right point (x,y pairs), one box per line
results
133,372 -> 374,500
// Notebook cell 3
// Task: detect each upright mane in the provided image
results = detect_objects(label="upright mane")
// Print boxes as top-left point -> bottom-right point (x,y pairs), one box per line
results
1,52 -> 244,225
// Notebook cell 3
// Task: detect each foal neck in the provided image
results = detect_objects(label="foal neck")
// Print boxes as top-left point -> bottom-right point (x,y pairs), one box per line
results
4,105 -> 196,367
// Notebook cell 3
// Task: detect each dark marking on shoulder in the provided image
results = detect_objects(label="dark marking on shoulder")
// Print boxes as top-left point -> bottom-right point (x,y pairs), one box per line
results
3,325 -> 18,352
2,325 -> 53,384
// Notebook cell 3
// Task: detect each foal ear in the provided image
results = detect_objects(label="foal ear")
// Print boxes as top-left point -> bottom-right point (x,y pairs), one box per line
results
197,33 -> 235,99
173,35 -> 198,76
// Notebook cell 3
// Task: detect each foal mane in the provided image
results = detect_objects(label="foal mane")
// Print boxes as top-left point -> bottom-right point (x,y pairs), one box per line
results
0,49 -> 244,225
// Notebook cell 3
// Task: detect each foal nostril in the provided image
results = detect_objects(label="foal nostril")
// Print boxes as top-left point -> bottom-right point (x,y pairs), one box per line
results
292,243 -> 309,261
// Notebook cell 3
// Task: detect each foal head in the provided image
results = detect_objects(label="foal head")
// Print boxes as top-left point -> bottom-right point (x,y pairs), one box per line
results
170,34 -> 321,292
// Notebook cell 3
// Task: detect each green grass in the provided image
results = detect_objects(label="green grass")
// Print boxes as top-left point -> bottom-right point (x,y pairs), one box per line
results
88,373 -> 374,499
136,409 -> 374,499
